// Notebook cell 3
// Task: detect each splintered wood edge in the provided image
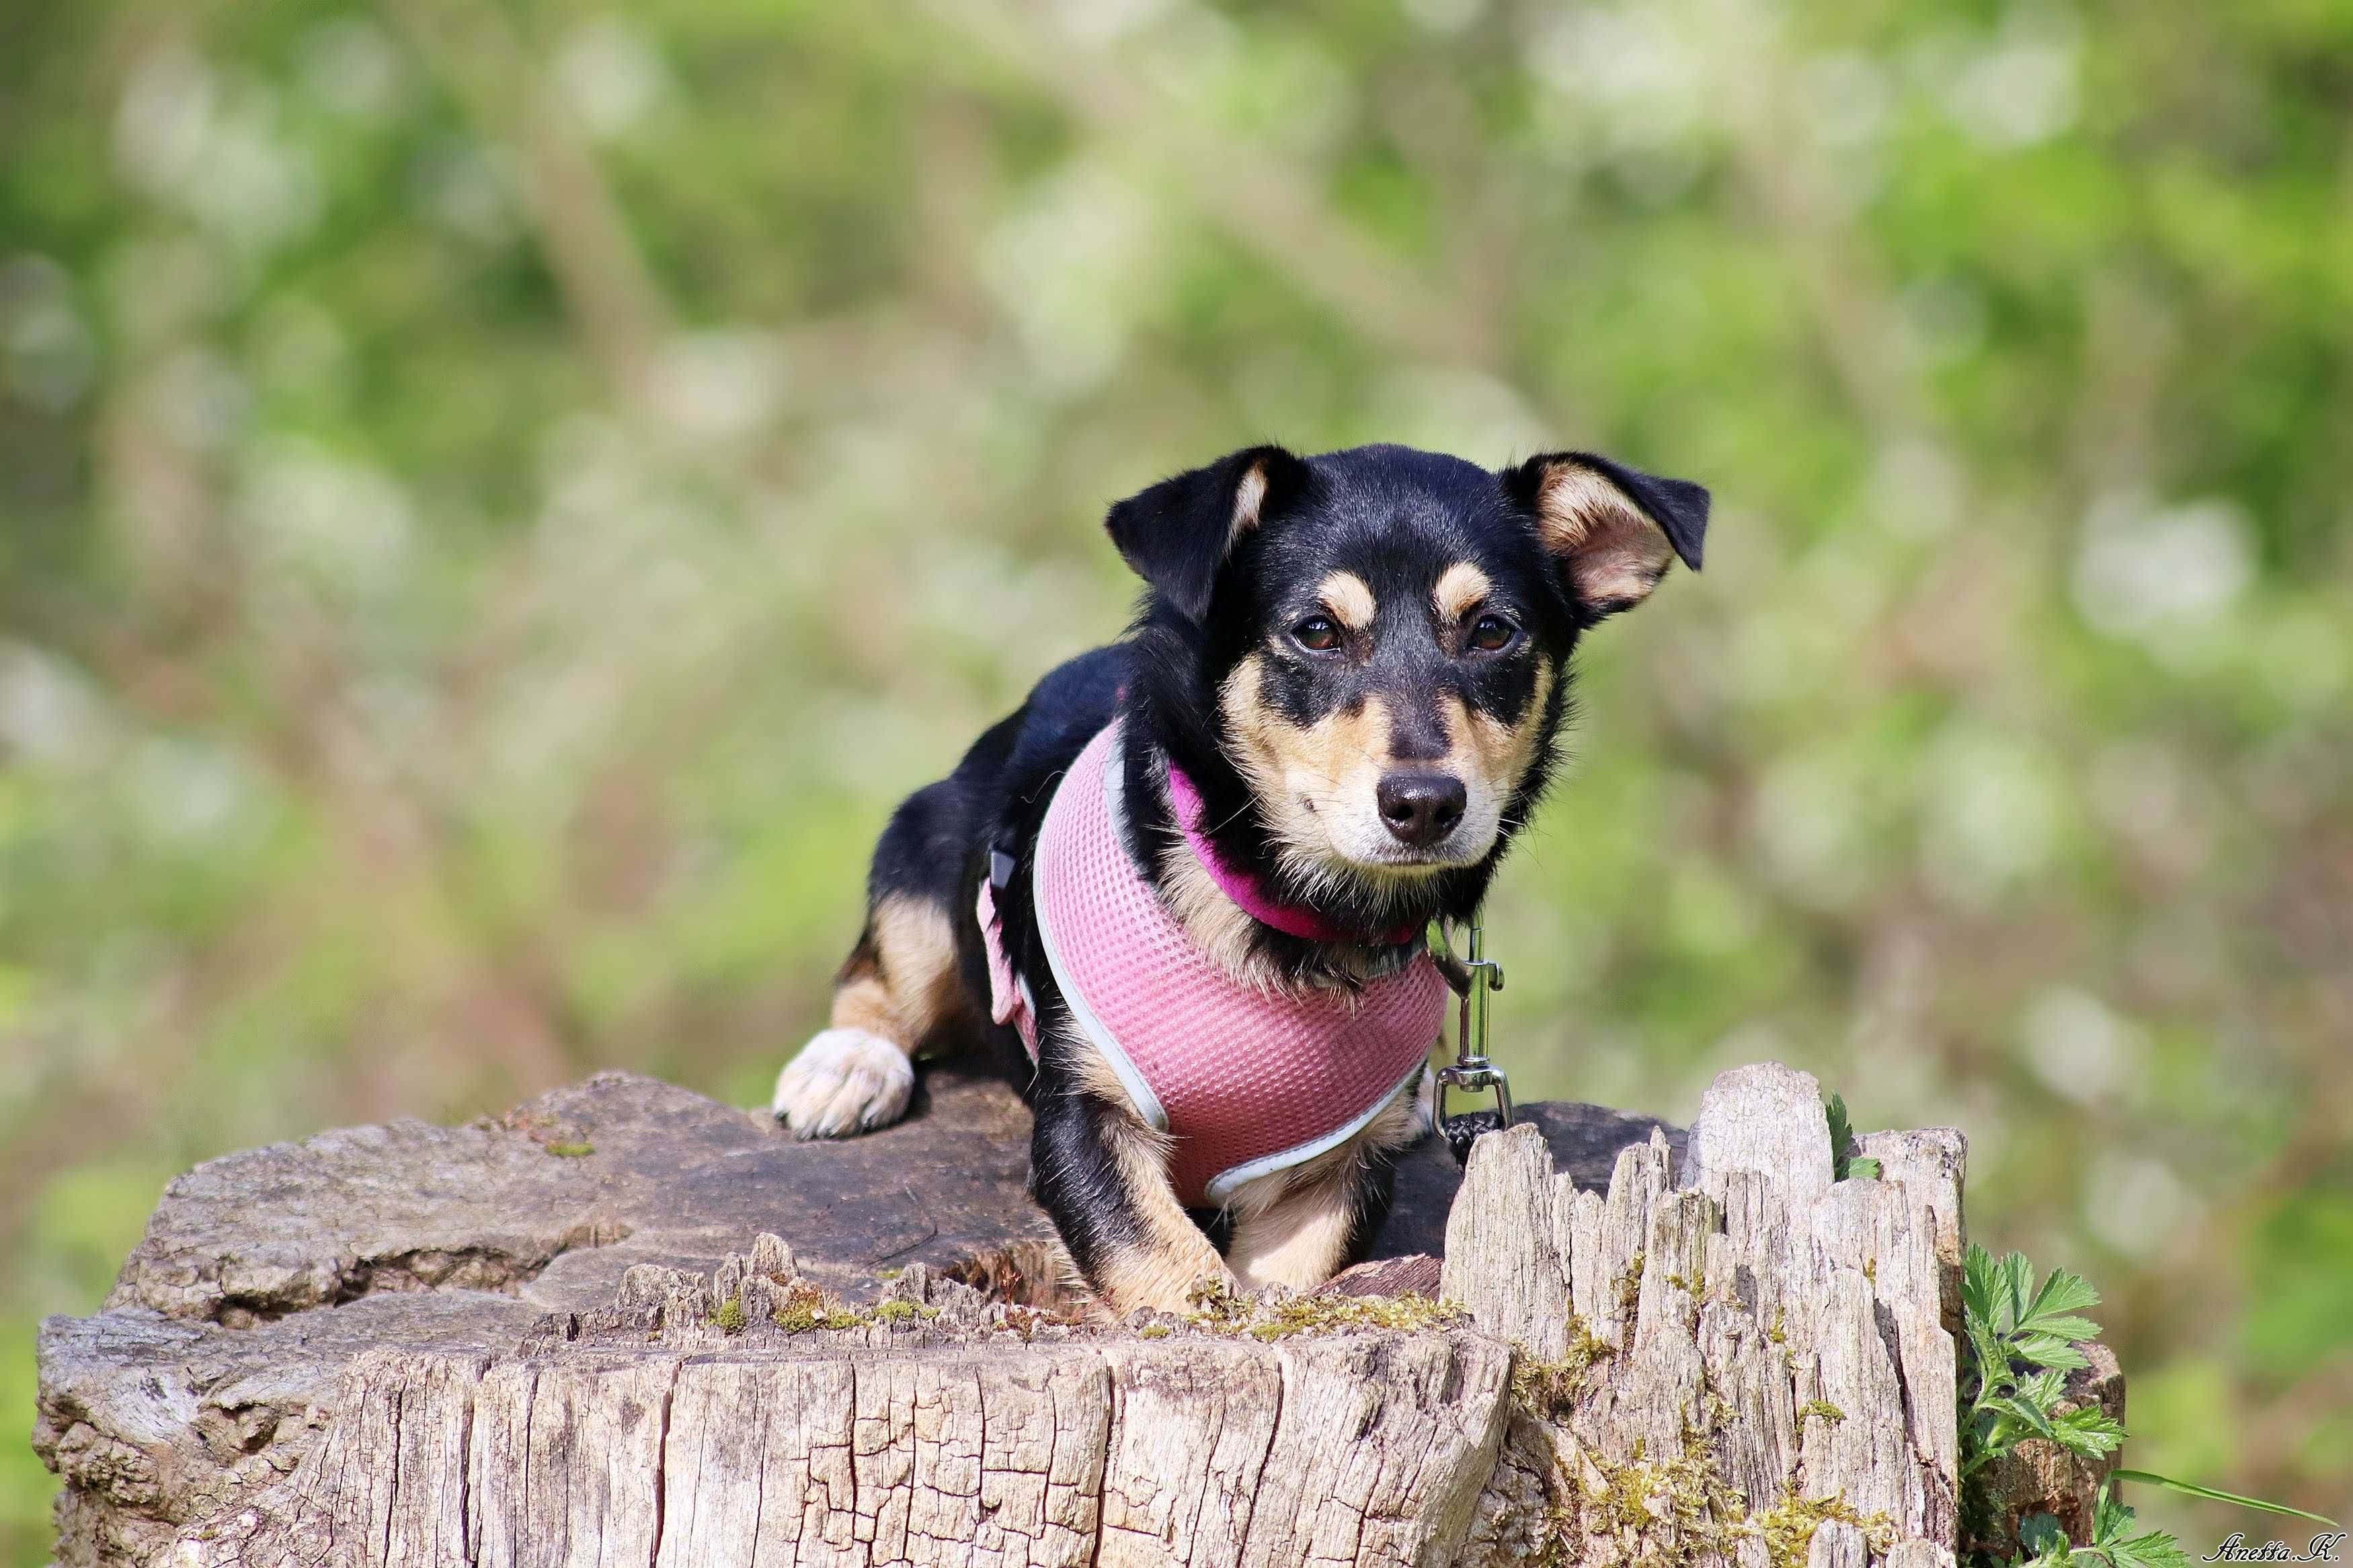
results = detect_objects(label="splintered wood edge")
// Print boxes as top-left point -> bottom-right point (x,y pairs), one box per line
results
1441,1060 -> 1973,1568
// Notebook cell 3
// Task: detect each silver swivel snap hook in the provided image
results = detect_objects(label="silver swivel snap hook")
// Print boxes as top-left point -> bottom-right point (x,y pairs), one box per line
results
1429,917 -> 1512,1166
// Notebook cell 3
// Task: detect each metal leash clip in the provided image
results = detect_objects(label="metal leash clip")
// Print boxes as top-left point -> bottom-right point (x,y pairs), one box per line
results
1428,917 -> 1512,1167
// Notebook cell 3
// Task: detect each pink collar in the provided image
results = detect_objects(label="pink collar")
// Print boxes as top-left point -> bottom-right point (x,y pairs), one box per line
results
1163,759 -> 1421,948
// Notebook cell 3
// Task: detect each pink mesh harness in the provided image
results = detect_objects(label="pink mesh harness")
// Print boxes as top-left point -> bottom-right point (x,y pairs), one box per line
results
978,721 -> 1447,1208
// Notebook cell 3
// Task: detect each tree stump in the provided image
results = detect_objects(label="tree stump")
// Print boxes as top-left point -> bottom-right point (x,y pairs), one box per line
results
34,1061 -> 2100,1567
1440,1064 -> 1967,1568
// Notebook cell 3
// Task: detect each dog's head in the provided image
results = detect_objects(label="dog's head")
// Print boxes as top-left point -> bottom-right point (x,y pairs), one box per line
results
1111,442 -> 1707,924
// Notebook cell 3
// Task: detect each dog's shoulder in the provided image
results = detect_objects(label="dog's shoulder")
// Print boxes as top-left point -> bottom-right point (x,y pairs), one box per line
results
990,644 -> 1129,810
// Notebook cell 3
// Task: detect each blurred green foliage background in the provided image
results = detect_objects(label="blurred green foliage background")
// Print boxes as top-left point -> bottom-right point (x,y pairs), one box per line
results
4,0 -> 2350,1557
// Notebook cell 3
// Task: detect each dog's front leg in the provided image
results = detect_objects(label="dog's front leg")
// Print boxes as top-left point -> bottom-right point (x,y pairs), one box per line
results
1223,1077 -> 1417,1292
1223,1164 -> 1365,1294
1030,1083 -> 1229,1315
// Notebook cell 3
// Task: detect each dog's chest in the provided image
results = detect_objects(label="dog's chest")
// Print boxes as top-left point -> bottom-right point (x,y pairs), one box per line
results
985,721 -> 1447,1208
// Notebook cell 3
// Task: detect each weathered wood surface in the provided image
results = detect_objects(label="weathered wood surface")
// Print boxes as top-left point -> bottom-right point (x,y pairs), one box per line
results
35,1064 -> 1679,1565
1440,1063 -> 1966,1568
102,1067 -> 1053,1324
163,1265 -> 1521,1568
36,1059 -> 2104,1567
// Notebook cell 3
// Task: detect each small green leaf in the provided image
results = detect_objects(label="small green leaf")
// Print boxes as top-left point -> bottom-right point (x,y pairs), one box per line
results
1964,1245 -> 2002,1326
1827,1091 -> 1856,1147
1988,1395 -> 2059,1442
2016,1368 -> 2070,1407
1826,1091 -> 1881,1182
1999,1252 -> 2037,1334
2019,1514 -> 2072,1566
1968,1321 -> 2013,1393
2048,1407 -> 2127,1460
2112,1471 -> 2340,1528
2094,1486 -> 2135,1545
2023,1315 -> 2104,1344
2059,1483 -> 2194,1568
2011,1331 -> 2093,1370
2097,1528 -> 2192,1568
2022,1267 -> 2102,1328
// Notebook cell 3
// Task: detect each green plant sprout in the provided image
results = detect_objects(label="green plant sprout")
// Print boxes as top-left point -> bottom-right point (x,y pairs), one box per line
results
1825,1094 -> 1881,1182
1954,1244 -> 2338,1568
1812,1094 -> 2336,1568
1960,1247 -> 2127,1479
2015,1483 -> 2189,1568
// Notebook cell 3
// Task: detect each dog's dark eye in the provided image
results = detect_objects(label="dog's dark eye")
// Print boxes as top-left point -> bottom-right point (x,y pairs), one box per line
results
1293,616 -> 1343,653
1468,614 -> 1517,652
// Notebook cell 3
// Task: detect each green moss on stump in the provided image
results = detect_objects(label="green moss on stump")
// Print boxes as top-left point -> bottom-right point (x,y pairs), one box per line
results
1182,1282 -> 1470,1340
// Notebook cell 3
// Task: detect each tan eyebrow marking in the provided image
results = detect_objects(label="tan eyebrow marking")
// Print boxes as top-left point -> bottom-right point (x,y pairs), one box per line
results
1318,570 -> 1378,631
1433,561 -> 1492,623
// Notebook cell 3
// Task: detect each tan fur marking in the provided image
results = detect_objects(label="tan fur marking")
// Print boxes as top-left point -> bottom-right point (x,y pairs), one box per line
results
1220,653 -> 1486,884
826,975 -> 902,1040
1432,561 -> 1492,624
1093,1118 -> 1232,1308
1224,1076 -> 1424,1290
1318,570 -> 1378,632
1226,1171 -> 1358,1291
1093,1218 -> 1230,1315
828,893 -> 965,1051
1158,839 -> 1268,981
1531,460 -> 1676,610
1220,660 -> 1396,856
1231,459 -> 1270,536
1440,659 -> 1554,821
1214,637 -> 1556,886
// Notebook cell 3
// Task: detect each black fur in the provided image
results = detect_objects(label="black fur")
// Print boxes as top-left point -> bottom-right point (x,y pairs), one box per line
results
1103,444 -> 1309,623
855,442 -> 1709,1299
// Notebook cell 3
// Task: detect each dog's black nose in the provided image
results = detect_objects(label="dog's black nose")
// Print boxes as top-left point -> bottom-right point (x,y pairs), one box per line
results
1376,772 -> 1467,848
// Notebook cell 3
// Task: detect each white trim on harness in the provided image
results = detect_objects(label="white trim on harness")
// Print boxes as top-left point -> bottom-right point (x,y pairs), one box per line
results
1199,1059 -> 1425,1208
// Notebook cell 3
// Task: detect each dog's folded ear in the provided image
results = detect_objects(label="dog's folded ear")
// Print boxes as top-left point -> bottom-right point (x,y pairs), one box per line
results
1106,445 -> 1309,622
1504,452 -> 1710,619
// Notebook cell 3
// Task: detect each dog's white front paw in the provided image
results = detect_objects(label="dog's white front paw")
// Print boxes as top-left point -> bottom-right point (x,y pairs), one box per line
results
771,1027 -> 915,1139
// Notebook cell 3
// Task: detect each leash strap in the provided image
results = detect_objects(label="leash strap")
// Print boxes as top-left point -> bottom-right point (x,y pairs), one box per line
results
1429,917 -> 1513,1167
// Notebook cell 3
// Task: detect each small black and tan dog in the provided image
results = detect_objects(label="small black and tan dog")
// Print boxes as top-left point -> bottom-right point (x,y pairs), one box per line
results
771,442 -> 1708,1312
